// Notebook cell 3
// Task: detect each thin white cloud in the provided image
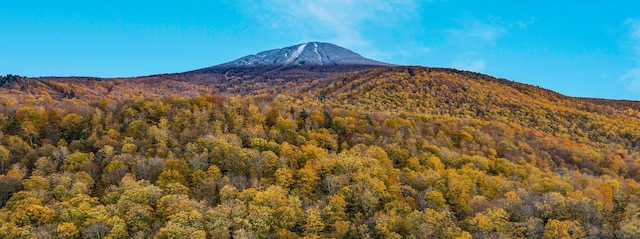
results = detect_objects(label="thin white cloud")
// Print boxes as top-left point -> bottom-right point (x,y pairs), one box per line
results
628,19 -> 640,40
453,52 -> 485,71
238,0 -> 426,59
447,17 -> 507,44
621,69 -> 640,92
516,17 -> 536,30
454,60 -> 485,72
621,18 -> 640,92
446,17 -> 507,72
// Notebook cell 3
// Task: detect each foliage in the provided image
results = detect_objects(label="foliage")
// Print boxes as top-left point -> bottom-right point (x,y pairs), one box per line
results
1,66 -> 640,238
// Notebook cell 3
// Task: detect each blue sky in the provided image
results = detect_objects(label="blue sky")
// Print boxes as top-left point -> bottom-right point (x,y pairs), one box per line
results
2,1 -> 640,100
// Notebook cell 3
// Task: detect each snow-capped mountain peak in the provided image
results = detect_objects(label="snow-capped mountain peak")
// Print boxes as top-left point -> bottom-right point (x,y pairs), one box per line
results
215,42 -> 391,68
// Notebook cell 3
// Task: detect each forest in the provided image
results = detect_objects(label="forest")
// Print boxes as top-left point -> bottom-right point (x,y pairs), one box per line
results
1,67 -> 640,238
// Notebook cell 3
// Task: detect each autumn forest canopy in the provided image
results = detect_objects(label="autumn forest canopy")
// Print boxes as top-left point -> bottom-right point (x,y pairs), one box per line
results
1,66 -> 640,238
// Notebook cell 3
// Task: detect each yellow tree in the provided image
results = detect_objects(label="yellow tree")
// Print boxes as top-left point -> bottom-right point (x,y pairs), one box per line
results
61,152 -> 91,172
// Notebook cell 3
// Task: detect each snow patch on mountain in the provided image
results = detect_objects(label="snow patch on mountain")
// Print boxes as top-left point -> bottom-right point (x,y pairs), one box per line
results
285,43 -> 308,65
214,42 -> 392,68
313,43 -> 322,65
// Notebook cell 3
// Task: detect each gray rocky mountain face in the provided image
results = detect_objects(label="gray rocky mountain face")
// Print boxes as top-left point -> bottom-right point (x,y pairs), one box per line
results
216,42 -> 392,68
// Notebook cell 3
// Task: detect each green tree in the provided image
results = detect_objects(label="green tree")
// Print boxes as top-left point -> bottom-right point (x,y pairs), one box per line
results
61,113 -> 86,141
62,152 -> 91,172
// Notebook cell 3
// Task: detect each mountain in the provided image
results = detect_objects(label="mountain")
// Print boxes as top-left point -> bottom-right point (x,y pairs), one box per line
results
194,42 -> 391,73
3,43 -> 640,238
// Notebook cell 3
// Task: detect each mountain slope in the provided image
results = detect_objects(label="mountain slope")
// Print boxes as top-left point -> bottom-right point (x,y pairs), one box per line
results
311,67 -> 640,170
1,45 -> 639,161
2,44 -> 640,238
194,42 -> 391,72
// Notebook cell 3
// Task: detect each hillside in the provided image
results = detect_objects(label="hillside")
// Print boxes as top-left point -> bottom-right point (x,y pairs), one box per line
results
1,44 -> 640,238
